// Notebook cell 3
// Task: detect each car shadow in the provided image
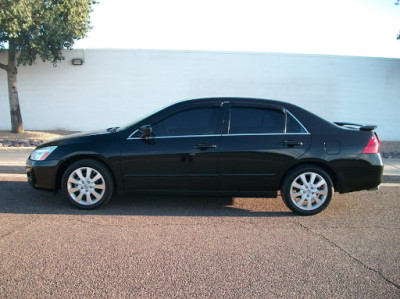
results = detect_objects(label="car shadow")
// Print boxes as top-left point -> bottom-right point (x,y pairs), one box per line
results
0,180 -> 296,217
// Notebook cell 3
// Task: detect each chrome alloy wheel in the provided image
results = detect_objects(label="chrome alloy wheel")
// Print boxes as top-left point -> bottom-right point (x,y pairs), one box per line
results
67,167 -> 106,206
289,172 -> 328,211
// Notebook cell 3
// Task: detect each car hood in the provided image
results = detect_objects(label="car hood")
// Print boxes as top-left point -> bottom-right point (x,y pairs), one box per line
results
38,129 -> 112,148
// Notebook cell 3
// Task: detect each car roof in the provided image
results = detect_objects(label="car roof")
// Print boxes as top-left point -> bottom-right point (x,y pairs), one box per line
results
175,97 -> 337,132
179,97 -> 279,104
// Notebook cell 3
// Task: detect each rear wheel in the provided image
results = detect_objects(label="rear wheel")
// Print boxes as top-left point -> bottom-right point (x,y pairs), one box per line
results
281,165 -> 333,215
61,159 -> 114,209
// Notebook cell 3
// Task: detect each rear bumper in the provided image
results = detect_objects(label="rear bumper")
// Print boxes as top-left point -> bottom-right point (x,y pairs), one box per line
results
333,154 -> 383,193
26,159 -> 62,191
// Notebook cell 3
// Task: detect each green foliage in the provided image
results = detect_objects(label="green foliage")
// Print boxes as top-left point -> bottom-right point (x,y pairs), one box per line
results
0,0 -> 97,65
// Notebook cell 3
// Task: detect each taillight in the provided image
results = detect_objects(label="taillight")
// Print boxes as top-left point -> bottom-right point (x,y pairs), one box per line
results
362,134 -> 380,154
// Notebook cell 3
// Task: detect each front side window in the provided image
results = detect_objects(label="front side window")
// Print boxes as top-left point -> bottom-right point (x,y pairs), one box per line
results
152,107 -> 221,137
229,107 -> 285,134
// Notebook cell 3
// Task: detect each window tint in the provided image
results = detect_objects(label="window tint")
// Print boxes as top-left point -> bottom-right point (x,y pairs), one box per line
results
152,107 -> 221,137
229,107 -> 285,134
286,112 -> 307,133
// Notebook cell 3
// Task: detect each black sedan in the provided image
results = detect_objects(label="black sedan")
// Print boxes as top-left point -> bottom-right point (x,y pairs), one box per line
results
26,98 -> 383,215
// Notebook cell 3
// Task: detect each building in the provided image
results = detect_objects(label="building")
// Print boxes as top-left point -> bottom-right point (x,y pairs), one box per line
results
1,49 -> 399,140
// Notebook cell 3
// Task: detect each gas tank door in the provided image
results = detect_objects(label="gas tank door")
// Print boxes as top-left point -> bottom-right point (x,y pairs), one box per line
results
324,141 -> 341,155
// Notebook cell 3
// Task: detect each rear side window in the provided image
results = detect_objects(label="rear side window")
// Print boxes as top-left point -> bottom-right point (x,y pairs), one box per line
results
152,107 -> 221,137
229,107 -> 285,134
286,112 -> 307,133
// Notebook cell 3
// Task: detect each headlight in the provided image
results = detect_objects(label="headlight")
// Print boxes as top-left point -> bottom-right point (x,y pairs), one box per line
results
30,146 -> 58,161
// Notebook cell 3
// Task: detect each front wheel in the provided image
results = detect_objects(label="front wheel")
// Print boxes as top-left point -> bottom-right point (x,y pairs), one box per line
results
61,159 -> 114,209
281,165 -> 333,215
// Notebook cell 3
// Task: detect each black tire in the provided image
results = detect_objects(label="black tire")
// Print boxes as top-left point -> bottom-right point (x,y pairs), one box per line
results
61,159 -> 114,209
281,165 -> 333,216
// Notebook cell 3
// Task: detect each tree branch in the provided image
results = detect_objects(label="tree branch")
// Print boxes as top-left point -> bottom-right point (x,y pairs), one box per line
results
0,62 -> 8,71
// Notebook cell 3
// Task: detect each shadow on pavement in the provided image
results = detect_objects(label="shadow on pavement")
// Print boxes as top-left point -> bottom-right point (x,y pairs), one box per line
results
0,180 -> 295,217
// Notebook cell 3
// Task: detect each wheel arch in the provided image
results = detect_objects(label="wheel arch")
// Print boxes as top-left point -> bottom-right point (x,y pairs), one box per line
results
55,155 -> 118,191
278,160 -> 342,192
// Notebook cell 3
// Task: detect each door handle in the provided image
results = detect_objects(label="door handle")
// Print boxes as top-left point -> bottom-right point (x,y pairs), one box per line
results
283,140 -> 303,147
195,143 -> 217,150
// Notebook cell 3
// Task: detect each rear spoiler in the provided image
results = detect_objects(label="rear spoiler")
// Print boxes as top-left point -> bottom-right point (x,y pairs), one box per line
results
334,122 -> 377,132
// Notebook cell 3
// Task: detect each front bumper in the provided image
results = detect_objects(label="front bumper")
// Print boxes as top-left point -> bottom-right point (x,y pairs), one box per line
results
26,159 -> 62,191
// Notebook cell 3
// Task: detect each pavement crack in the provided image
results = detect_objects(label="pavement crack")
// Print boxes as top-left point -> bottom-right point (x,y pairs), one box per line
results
0,216 -> 40,240
296,221 -> 400,291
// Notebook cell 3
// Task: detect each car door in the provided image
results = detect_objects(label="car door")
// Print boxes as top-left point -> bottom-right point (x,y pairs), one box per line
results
218,102 -> 311,191
121,103 -> 223,190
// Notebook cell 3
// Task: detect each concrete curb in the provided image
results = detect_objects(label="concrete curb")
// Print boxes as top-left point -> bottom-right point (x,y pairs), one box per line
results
0,166 -> 26,174
1,148 -> 399,183
1,167 -> 399,184
383,175 -> 400,183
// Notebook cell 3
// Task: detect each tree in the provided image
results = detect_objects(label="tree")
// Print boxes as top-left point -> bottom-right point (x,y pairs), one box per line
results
396,1 -> 400,39
0,0 -> 97,133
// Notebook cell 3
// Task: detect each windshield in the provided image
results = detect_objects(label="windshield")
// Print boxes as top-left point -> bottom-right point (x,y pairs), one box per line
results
117,115 -> 149,132
116,102 -> 175,132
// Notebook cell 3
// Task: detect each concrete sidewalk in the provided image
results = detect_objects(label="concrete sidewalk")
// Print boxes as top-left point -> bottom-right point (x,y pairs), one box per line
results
0,148 -> 31,175
1,148 -> 399,183
383,159 -> 400,183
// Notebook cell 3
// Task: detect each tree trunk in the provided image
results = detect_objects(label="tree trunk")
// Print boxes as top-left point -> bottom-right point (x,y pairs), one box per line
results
7,40 -> 24,134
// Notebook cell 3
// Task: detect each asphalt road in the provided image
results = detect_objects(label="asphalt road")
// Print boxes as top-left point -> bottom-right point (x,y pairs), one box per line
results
0,176 -> 399,298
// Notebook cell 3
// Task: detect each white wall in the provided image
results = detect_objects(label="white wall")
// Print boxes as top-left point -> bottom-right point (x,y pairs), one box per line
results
0,49 -> 399,140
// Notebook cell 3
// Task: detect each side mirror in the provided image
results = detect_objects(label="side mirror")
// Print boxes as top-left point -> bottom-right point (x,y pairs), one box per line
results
140,125 -> 152,138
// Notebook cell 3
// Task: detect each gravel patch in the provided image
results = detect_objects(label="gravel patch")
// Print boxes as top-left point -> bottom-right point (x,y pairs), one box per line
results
0,130 -> 76,148
380,141 -> 400,159
0,130 -> 399,158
